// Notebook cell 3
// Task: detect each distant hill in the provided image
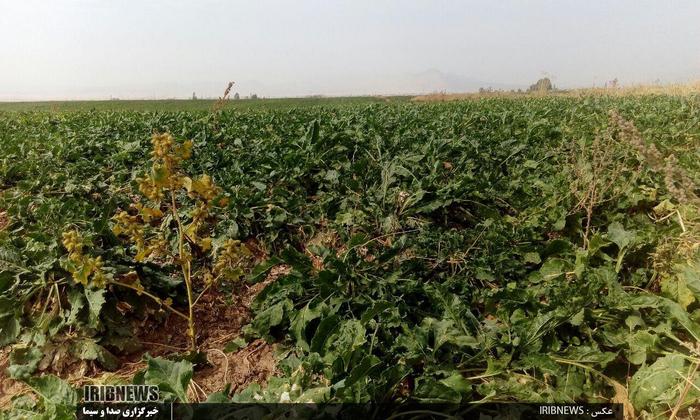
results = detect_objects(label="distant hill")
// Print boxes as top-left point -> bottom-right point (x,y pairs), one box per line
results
405,69 -> 520,93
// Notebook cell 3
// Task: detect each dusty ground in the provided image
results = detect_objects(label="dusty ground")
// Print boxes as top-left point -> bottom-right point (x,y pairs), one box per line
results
128,265 -> 290,401
0,207 -> 28,406
0,348 -> 31,408
0,264 -> 291,407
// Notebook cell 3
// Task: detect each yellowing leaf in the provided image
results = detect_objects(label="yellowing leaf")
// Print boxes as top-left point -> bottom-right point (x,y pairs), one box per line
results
134,249 -> 148,262
74,264 -> 90,286
140,206 -> 163,222
151,165 -> 170,186
653,199 -> 676,215
179,140 -> 193,160
199,237 -> 212,252
185,223 -> 198,239
661,274 -> 696,309
181,176 -> 193,192
183,174 -> 220,201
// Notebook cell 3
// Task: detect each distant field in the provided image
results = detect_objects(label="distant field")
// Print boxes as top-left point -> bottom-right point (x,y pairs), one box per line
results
4,85 -> 698,112
413,82 -> 700,102
0,96 -> 410,112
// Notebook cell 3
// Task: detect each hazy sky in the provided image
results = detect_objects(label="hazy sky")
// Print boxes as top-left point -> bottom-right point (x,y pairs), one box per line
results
1,0 -> 699,100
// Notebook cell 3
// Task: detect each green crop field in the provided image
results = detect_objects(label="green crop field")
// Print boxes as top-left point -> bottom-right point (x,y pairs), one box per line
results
1,95 -> 699,418
0,96 -> 408,113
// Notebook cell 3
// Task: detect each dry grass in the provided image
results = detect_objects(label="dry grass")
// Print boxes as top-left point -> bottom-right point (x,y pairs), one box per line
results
567,110 -> 643,247
412,81 -> 700,102
302,228 -> 342,271
212,81 -> 235,113
569,81 -> 700,97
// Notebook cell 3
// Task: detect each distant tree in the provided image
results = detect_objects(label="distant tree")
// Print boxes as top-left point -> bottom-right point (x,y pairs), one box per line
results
527,77 -> 554,92
192,92 -> 197,100
250,93 -> 258,100
233,92 -> 240,100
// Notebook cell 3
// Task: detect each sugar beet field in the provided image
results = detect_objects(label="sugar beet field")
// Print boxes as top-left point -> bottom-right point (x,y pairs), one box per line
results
0,95 -> 699,418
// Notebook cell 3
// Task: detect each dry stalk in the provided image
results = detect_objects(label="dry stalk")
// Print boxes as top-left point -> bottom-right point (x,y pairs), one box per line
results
212,81 -> 234,114
568,111 -> 640,247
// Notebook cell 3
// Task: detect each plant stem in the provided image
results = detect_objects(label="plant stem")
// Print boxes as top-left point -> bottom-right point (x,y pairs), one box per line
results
171,189 -> 197,351
111,280 -> 189,321
193,280 -> 216,307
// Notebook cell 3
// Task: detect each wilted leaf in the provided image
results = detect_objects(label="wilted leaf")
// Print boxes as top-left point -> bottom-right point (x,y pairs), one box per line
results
224,337 -> 247,353
630,354 -> 685,410
25,374 -> 77,407
413,378 -> 463,403
143,355 -> 193,402
72,339 -> 119,370
290,301 -> 324,351
607,222 -> 635,250
84,288 -> 105,329
8,346 -> 43,379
